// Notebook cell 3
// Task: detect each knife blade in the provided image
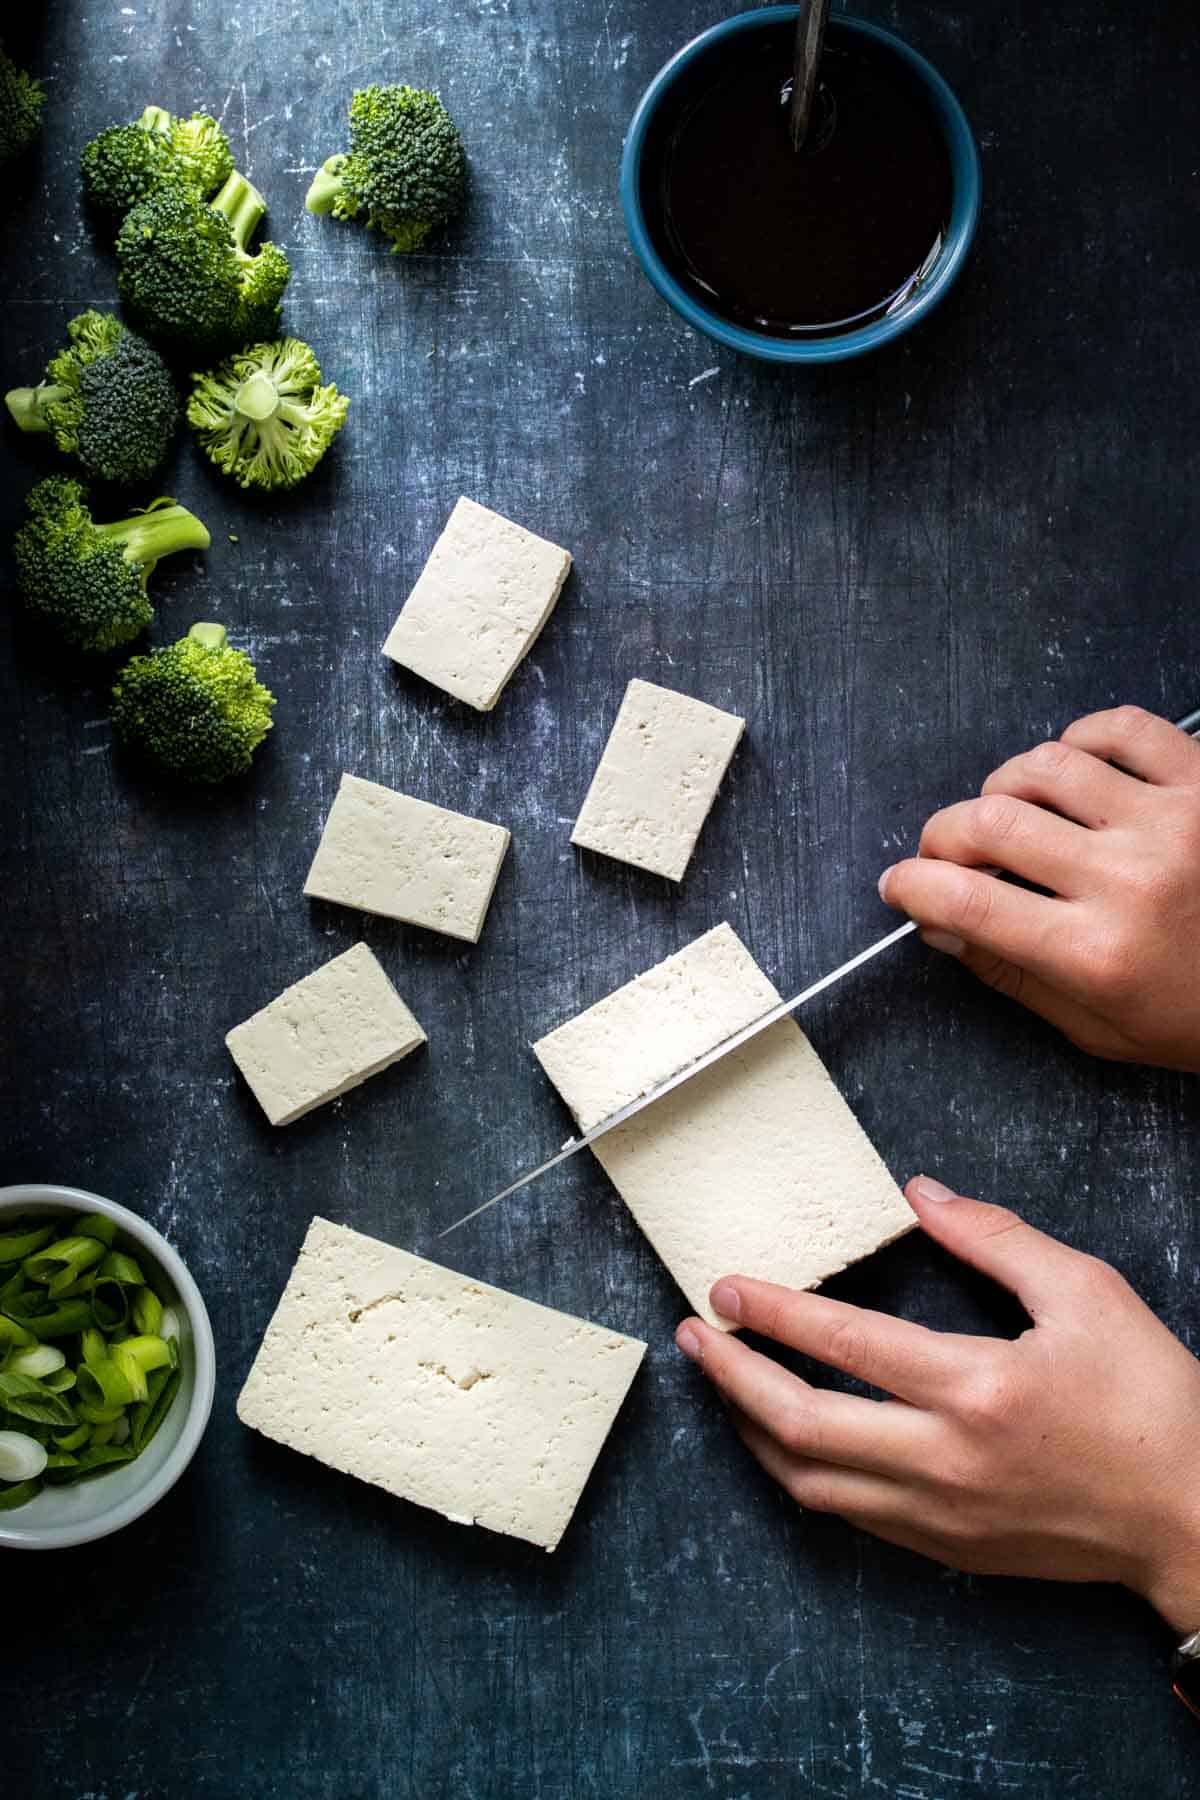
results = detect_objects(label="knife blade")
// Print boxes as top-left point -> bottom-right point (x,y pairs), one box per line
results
439,705 -> 1200,1242
437,918 -> 918,1238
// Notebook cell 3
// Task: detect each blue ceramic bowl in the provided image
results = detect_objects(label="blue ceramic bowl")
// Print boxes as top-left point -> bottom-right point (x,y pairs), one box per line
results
620,7 -> 981,363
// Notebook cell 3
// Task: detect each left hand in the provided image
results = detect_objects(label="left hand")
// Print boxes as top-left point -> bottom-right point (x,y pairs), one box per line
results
675,1176 -> 1200,1630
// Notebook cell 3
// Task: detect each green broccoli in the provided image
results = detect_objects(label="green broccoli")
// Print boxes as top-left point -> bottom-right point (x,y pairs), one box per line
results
6,311 -> 178,484
13,476 -> 210,654
111,622 -> 275,783
305,85 -> 465,253
0,45 -> 44,166
186,338 -> 349,492
116,170 -> 290,357
81,105 -> 234,220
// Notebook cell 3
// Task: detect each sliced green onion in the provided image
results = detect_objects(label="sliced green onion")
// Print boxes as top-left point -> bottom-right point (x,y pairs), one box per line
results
6,1345 -> 65,1380
75,1357 -> 137,1409
77,1399 -> 125,1424
24,1235 -> 106,1294
132,1365 -> 182,1454
0,1223 -> 54,1262
0,1478 -> 43,1509
2,1298 -> 93,1338
75,1214 -> 117,1246
0,1318 -> 35,1352
0,1429 -> 49,1482
74,1443 -> 135,1478
132,1287 -> 163,1336
0,1211 -> 184,1509
0,1372 -> 75,1428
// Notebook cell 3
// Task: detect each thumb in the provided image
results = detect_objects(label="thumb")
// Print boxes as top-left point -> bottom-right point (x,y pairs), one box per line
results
905,1175 -> 1087,1320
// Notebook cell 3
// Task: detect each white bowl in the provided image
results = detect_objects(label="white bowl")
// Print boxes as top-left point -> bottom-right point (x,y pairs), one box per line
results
0,1184 -> 215,1549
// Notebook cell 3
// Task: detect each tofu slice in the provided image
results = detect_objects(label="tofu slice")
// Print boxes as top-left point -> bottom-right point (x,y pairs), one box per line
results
382,496 -> 572,711
237,1217 -> 646,1551
571,679 -> 745,881
533,924 -> 914,1327
225,943 -> 426,1127
304,774 -> 511,943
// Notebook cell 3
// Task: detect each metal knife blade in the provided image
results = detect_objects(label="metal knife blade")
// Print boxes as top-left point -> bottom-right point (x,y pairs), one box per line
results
437,918 -> 918,1238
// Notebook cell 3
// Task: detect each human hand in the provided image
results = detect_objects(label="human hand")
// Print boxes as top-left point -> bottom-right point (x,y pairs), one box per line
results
676,1176 -> 1200,1632
877,706 -> 1200,1071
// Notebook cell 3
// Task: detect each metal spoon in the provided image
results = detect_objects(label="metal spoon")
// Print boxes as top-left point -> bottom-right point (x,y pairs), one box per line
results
788,0 -> 832,151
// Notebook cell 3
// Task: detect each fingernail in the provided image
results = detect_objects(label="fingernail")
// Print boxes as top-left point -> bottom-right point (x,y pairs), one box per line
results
877,865 -> 895,901
711,1281 -> 741,1321
922,930 -> 965,956
676,1325 -> 702,1361
911,1174 -> 957,1204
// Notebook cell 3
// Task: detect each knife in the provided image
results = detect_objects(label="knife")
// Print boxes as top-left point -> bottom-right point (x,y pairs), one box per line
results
439,705 -> 1200,1241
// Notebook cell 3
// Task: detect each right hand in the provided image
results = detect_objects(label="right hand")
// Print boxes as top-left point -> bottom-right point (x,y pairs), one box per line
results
877,706 -> 1200,1072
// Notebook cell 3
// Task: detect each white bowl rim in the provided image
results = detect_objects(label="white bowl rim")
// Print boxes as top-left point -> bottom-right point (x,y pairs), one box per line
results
0,1183 -> 216,1550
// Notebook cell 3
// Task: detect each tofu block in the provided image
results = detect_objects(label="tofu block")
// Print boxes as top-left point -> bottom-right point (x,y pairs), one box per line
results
304,774 -> 510,943
238,1217 -> 646,1551
533,924 -> 914,1327
225,943 -> 426,1127
382,496 -> 572,711
571,679 -> 745,881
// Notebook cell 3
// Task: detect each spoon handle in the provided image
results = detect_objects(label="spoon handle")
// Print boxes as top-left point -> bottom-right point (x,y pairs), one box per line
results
789,0 -> 831,151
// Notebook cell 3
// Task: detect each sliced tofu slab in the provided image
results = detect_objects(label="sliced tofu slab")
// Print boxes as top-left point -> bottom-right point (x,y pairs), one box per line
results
382,496 -> 572,711
304,774 -> 511,943
225,943 -> 426,1127
238,1217 -> 646,1551
533,924 -> 914,1327
571,678 -> 745,881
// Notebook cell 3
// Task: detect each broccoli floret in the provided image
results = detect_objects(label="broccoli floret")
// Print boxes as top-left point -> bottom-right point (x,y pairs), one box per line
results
187,338 -> 349,492
111,622 -> 275,783
13,476 -> 210,654
81,104 -> 234,219
0,45 -> 44,166
116,170 -> 289,357
305,85 -> 465,253
6,311 -> 178,484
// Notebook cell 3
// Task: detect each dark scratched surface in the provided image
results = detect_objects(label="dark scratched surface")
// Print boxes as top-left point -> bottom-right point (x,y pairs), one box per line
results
1,1 -> 1199,1794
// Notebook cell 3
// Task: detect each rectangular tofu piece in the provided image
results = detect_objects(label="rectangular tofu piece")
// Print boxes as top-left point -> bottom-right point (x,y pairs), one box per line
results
225,943 -> 426,1127
237,1217 -> 646,1551
304,774 -> 511,943
571,679 -> 745,881
382,496 -> 572,711
533,924 -> 914,1327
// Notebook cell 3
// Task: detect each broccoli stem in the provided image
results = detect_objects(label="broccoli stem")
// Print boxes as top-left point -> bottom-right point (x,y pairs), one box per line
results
5,383 -> 69,433
188,622 -> 227,650
140,105 -> 171,135
304,155 -> 348,216
234,370 -> 281,422
211,170 -> 267,257
92,499 -> 212,577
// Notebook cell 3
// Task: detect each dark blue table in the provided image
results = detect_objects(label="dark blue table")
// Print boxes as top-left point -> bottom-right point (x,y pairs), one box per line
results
3,2 -> 1198,1793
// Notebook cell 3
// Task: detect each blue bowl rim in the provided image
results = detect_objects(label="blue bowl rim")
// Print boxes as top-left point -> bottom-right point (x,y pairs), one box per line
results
619,6 -> 982,364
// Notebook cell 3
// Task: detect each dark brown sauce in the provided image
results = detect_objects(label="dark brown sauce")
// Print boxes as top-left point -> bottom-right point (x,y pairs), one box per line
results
640,24 -> 953,337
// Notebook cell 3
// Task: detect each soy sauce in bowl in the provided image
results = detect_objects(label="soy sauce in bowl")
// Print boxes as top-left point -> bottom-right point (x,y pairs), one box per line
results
639,19 -> 953,339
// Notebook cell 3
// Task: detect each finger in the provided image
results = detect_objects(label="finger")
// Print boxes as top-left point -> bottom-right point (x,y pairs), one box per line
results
878,857 -> 1070,983
676,1319 -> 939,1474
982,740 -> 1146,829
925,938 -> 1142,1061
701,1276 -> 968,1406
918,795 -> 1098,896
905,1174 -> 1096,1321
729,1407 -> 907,1520
1061,707 -> 1200,787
